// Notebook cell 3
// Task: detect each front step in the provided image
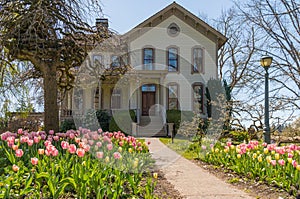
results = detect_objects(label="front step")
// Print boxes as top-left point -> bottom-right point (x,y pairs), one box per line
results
137,116 -> 167,137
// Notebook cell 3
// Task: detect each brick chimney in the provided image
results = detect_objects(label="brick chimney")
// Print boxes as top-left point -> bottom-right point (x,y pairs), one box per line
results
96,18 -> 109,29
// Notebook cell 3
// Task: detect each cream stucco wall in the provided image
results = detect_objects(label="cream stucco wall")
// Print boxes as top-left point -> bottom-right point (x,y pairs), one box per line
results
128,15 -> 217,111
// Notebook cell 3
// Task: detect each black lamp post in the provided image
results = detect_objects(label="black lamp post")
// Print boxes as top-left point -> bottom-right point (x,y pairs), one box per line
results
260,56 -> 273,144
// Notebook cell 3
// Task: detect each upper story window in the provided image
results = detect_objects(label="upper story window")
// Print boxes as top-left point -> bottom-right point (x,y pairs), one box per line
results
93,54 -> 103,66
111,55 -> 121,68
193,83 -> 204,113
192,47 -> 204,73
143,48 -> 154,70
168,83 -> 179,110
168,47 -> 179,72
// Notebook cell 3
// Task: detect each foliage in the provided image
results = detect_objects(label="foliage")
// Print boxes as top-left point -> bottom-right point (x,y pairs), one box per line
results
218,0 -> 300,128
109,110 -> 137,134
159,138 -> 199,160
0,0 -> 106,132
95,110 -> 110,132
228,131 -> 250,144
60,119 -> 76,132
0,128 -> 157,198
166,110 -> 193,135
204,141 -> 300,196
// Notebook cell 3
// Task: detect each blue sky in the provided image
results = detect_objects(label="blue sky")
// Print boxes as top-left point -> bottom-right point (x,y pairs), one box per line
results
100,0 -> 234,34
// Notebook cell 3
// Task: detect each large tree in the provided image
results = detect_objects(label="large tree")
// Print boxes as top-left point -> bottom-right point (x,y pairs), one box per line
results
217,0 -> 300,129
0,0 -> 104,132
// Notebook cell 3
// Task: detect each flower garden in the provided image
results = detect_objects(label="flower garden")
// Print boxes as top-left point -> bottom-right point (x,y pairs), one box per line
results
0,128 -> 157,198
204,140 -> 300,196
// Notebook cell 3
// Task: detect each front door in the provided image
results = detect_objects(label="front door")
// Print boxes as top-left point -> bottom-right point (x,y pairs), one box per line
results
142,92 -> 155,116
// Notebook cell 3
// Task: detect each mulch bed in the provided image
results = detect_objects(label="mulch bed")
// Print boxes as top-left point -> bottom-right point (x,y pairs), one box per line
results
153,170 -> 183,199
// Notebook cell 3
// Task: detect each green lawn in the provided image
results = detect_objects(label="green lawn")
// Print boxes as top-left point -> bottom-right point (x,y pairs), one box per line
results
159,137 -> 201,160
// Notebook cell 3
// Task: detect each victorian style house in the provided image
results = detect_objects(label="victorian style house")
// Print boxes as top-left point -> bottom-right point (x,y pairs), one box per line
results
60,2 -> 227,136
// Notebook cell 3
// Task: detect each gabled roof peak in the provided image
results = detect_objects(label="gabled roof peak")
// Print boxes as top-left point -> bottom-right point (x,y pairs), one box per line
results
124,2 -> 227,49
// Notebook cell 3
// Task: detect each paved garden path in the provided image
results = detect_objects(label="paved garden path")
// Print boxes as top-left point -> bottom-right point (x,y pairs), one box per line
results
145,138 -> 254,199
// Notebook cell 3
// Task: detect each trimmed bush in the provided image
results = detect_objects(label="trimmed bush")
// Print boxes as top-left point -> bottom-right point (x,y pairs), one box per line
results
166,110 -> 193,134
60,118 -> 76,132
109,110 -> 136,135
96,109 -> 110,132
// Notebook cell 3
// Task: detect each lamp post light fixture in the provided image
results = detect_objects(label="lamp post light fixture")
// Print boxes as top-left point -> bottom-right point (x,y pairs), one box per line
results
260,56 -> 273,144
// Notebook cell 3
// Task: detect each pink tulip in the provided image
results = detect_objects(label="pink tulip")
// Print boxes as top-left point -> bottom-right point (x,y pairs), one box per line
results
20,136 -> 29,143
262,142 -> 267,147
113,152 -> 122,159
98,128 -> 103,133
76,148 -> 85,157
278,159 -> 285,166
270,160 -> 276,166
45,149 -> 51,156
53,136 -> 59,141
18,129 -> 23,135
292,160 -> 298,168
12,164 -> 19,172
31,157 -> 38,165
68,144 -> 77,154
83,144 -> 90,152
288,153 -> 293,158
49,130 -> 54,135
119,141 -> 123,147
88,140 -> 94,146
61,141 -> 69,150
69,133 -> 75,139
51,149 -> 59,156
41,134 -> 46,140
44,140 -> 51,147
7,136 -> 15,145
96,151 -> 104,159
96,142 -> 102,147
27,139 -> 34,146
33,136 -> 40,143
107,143 -> 113,151
15,149 -> 24,157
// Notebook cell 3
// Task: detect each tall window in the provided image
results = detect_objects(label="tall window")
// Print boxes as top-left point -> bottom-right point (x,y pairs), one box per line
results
93,55 -> 103,66
193,83 -> 204,113
168,83 -> 179,110
111,55 -> 120,68
168,47 -> 178,72
192,48 -> 204,73
143,48 -> 154,70
111,89 -> 121,109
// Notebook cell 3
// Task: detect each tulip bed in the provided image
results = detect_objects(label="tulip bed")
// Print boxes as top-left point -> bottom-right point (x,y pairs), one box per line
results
204,141 -> 300,196
0,128 -> 157,198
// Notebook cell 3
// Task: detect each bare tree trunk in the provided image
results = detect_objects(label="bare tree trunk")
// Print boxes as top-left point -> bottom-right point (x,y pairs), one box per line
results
43,64 -> 59,133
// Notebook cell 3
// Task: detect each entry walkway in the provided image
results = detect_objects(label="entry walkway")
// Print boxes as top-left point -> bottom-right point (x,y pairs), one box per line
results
145,138 -> 254,199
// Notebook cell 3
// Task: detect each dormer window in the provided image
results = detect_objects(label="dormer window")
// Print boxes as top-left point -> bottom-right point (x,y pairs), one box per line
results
167,23 -> 180,37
